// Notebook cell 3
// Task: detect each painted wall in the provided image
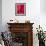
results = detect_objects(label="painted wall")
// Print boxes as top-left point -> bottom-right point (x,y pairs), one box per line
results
2,0 -> 40,31
40,0 -> 46,31
2,0 -> 46,46
0,0 -> 2,32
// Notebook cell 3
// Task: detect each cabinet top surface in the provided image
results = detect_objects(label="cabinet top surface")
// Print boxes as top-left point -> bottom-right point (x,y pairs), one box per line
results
7,23 -> 34,25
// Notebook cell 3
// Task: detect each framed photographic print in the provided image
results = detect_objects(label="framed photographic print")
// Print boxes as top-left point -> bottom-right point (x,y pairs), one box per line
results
15,3 -> 26,16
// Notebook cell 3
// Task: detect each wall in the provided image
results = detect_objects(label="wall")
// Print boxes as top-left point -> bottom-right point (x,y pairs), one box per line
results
2,0 -> 40,30
2,0 -> 46,46
0,0 -> 2,32
40,0 -> 46,32
40,0 -> 46,13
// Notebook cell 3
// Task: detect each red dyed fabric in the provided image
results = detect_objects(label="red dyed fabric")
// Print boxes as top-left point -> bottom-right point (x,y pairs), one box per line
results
17,5 -> 24,14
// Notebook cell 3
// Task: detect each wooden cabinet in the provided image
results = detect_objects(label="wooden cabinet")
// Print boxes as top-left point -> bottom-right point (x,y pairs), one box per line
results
7,23 -> 34,46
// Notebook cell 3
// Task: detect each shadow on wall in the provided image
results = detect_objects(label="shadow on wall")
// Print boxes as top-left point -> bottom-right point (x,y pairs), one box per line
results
0,0 -> 2,32
40,0 -> 46,13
